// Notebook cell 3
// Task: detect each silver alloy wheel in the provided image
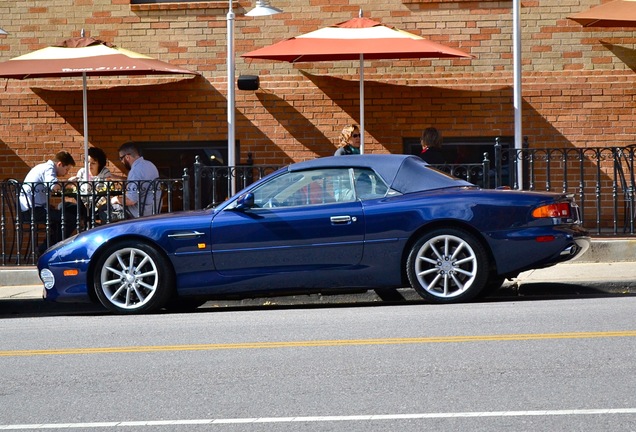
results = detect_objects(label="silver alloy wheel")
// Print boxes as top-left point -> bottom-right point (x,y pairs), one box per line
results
99,247 -> 159,310
414,234 -> 478,299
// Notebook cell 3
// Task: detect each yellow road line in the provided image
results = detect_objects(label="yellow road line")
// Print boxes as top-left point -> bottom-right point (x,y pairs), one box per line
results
1,330 -> 635,357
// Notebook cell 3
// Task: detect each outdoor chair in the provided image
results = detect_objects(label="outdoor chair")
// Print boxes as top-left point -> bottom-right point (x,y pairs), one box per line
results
137,179 -> 165,217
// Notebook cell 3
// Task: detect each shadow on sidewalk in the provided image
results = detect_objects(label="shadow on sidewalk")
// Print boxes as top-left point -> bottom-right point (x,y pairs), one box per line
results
0,299 -> 107,318
493,281 -> 636,301
1,282 -> 635,318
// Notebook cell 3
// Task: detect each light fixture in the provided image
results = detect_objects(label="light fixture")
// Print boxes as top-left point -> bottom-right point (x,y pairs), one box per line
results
227,1 -> 282,195
245,0 -> 283,17
0,28 -> 7,35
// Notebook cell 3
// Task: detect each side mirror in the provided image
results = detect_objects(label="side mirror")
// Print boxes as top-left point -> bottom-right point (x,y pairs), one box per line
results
234,192 -> 255,211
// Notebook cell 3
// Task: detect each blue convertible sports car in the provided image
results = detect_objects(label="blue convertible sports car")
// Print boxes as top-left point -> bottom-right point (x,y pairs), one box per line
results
38,154 -> 590,314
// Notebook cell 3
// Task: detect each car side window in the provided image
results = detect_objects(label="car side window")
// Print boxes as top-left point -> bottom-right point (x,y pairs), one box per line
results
252,168 -> 354,208
353,168 -> 389,199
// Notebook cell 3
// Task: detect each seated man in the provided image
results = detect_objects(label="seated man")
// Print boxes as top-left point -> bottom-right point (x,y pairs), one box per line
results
19,151 -> 77,253
99,143 -> 159,221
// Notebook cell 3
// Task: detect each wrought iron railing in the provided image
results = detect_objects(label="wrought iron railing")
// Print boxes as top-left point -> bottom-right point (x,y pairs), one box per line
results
430,156 -> 491,189
191,161 -> 282,210
2,144 -> 635,266
0,178 -> 189,266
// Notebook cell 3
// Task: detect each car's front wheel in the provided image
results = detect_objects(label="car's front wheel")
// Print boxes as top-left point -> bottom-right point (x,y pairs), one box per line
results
93,241 -> 174,314
407,228 -> 489,303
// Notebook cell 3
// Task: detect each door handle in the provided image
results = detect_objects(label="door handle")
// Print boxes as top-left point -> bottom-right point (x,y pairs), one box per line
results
330,215 -> 352,224
167,231 -> 205,239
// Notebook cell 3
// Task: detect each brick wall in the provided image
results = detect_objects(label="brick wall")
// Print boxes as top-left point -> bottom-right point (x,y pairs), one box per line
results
0,0 -> 635,183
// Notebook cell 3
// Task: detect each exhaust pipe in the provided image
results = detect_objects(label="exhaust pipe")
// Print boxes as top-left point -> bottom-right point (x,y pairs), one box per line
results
560,245 -> 578,257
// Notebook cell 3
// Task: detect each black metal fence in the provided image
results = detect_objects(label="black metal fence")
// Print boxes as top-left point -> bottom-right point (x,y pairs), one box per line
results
2,144 -> 635,266
1,178 -> 187,266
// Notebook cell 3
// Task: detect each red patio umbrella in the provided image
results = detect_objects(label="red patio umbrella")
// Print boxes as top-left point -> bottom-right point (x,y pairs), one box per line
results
568,0 -> 636,27
242,15 -> 473,152
0,35 -> 199,179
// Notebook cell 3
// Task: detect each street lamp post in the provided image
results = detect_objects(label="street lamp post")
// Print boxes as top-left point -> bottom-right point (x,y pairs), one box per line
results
227,3 -> 236,195
227,1 -> 282,195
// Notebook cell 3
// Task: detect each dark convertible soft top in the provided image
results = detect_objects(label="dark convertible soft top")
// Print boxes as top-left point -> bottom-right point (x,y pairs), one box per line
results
289,154 -> 474,193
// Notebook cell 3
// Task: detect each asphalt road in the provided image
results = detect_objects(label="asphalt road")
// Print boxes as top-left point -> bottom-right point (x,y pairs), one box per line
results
1,291 -> 636,431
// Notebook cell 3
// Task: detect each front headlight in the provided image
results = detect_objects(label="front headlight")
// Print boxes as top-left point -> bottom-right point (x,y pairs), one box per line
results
40,269 -> 55,290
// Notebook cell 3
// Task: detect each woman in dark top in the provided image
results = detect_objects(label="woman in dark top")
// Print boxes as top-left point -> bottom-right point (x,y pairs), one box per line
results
419,127 -> 446,164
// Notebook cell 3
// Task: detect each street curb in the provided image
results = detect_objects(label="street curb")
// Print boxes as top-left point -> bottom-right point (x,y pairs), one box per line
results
575,238 -> 636,263
0,268 -> 40,287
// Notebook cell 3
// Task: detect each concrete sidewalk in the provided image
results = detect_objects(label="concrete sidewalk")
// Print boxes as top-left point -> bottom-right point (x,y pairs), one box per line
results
0,268 -> 42,300
0,238 -> 634,302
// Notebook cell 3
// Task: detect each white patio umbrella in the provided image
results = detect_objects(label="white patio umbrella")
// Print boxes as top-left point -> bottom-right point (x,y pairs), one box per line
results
0,34 -> 199,179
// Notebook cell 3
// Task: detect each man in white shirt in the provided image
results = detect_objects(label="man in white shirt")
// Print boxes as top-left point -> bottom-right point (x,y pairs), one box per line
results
19,151 -> 76,253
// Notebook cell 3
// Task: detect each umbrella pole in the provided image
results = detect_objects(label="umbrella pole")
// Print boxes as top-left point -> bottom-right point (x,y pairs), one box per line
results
82,72 -> 89,182
359,54 -> 365,154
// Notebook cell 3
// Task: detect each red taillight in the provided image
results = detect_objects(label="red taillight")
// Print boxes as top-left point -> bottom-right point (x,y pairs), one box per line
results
535,235 -> 555,242
532,202 -> 571,219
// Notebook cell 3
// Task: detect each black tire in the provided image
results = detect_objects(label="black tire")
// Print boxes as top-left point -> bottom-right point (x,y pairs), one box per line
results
93,240 -> 174,314
407,228 -> 490,303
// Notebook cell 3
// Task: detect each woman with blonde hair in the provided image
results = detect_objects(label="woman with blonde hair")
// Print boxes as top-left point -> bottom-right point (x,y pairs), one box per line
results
334,124 -> 361,156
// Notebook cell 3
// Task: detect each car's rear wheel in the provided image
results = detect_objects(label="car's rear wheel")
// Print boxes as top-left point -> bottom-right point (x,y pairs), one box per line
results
93,241 -> 174,314
407,228 -> 489,303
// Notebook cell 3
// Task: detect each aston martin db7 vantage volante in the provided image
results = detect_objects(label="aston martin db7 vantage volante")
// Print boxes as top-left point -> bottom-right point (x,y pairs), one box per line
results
38,154 -> 590,314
